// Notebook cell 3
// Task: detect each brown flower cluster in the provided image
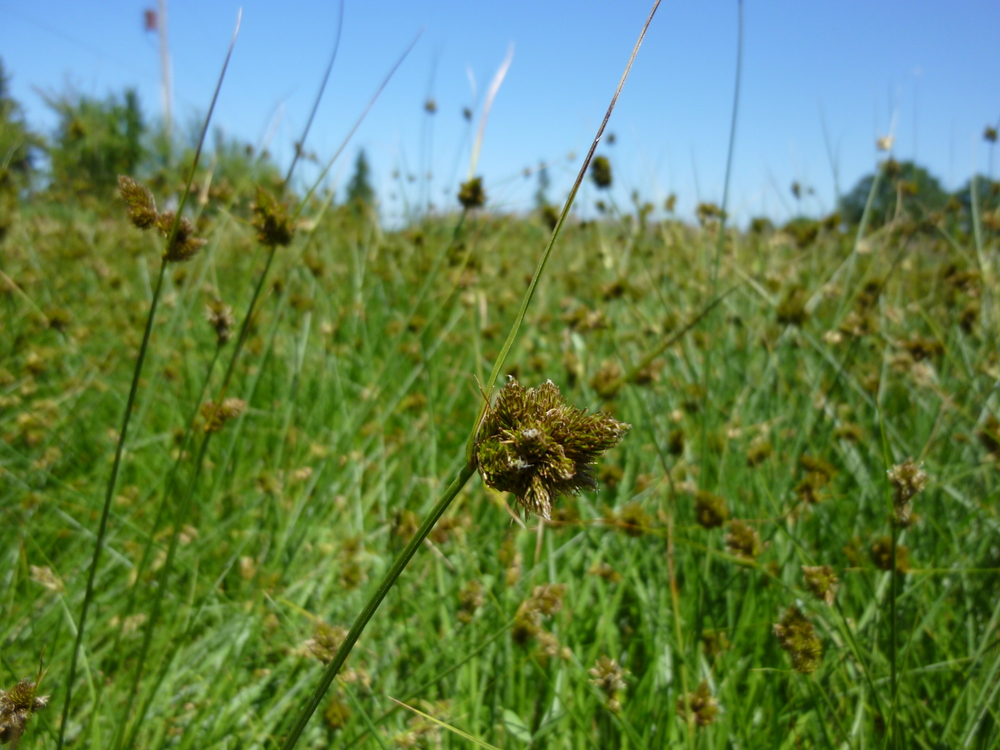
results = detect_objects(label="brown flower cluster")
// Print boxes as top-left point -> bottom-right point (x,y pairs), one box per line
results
0,678 -> 48,749
118,176 -> 207,262
588,656 -> 628,712
773,606 -> 823,674
676,680 -> 719,727
475,378 -> 630,520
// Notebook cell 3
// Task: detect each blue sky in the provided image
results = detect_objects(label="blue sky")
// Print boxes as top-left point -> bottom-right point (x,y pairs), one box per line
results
2,0 -> 998,225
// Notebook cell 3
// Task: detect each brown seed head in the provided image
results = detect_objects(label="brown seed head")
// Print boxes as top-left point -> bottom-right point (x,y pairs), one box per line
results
206,299 -> 235,347
802,565 -> 839,605
118,175 -> 158,230
250,186 -> 294,247
725,519 -> 763,561
886,458 -> 928,526
458,177 -> 486,209
0,678 -> 49,748
305,621 -> 349,664
773,606 -> 822,674
694,490 -> 729,529
590,156 -> 612,189
200,398 -> 247,433
588,655 -> 628,711
475,377 -> 630,520
156,211 -> 207,263
676,680 -> 719,727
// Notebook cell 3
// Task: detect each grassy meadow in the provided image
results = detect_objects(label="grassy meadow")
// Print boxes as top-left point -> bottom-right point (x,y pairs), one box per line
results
2,19 -> 1000,749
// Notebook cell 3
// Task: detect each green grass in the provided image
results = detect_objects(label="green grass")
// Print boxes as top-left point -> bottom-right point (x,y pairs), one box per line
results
3,187 -> 999,748
3,7 -> 1000,747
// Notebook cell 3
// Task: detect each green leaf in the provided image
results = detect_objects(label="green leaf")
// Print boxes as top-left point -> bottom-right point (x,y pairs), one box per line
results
502,709 -> 533,744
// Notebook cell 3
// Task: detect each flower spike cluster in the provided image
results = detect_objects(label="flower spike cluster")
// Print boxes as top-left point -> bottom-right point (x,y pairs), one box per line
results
474,377 -> 630,520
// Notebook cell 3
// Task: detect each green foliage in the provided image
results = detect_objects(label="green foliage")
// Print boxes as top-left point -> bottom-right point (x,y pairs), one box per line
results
0,58 -> 44,241
345,147 -> 375,208
0,59 -> 43,189
841,159 -> 948,226
3,192 -> 997,748
44,87 -> 146,199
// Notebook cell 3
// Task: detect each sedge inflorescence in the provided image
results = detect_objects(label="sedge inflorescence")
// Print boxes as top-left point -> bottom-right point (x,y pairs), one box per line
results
474,377 -> 630,521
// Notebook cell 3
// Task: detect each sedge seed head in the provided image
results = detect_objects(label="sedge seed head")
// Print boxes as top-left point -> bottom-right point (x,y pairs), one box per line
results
200,398 -> 246,433
457,177 -> 486,209
588,656 -> 628,711
156,211 -> 207,263
206,299 -> 235,347
590,155 -> 612,189
0,678 -> 49,748
694,490 -> 729,529
725,519 -> 763,561
117,175 -> 158,230
802,565 -> 839,605
676,680 -> 719,727
250,186 -> 294,247
773,606 -> 822,674
887,458 -> 928,526
474,377 -> 630,521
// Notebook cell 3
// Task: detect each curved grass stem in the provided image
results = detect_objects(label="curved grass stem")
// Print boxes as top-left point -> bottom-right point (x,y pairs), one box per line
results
279,462 -> 477,750
55,260 -> 168,750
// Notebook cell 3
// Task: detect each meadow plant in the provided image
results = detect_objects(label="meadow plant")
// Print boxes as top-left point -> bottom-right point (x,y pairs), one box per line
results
5,1 -> 1000,748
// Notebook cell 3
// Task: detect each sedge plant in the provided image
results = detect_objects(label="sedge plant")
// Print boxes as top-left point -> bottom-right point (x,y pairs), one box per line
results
277,3 -> 662,746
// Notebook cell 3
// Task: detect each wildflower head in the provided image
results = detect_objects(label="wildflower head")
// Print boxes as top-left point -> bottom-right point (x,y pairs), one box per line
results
474,377 -> 630,521
676,680 -> 719,727
588,656 -> 628,712
887,458 -> 928,526
0,677 -> 49,748
694,490 -> 728,529
802,565 -> 839,605
590,155 -> 612,189
725,520 -> 763,561
773,606 -> 822,674
200,398 -> 246,433
250,185 -> 294,247
118,176 -> 158,230
206,299 -> 235,347
871,536 -> 910,573
323,693 -> 351,731
458,177 -> 486,209
305,621 -> 349,664
156,211 -> 207,263
457,580 -> 484,624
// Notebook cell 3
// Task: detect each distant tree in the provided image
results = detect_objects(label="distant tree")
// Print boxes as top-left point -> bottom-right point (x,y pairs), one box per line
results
0,58 -> 43,189
142,121 -> 285,214
44,87 -> 146,197
840,160 -> 948,227
345,149 -> 375,208
0,59 -> 43,239
534,161 -> 550,210
952,175 -> 1000,216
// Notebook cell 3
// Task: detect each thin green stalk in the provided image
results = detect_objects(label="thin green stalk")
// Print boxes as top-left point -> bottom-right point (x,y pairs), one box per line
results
466,0 -> 662,462
279,462 -> 477,750
698,0 -> 742,490
283,0 -> 343,188
113,242 -> 280,750
278,6 -> 661,746
55,259 -> 168,750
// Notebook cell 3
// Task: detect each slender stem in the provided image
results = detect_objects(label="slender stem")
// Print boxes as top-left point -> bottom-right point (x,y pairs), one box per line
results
284,0 -> 343,187
56,261 -> 168,750
466,0 -> 662,462
698,0 -> 743,484
889,530 -> 898,748
279,462 -> 477,750
115,243 -> 280,750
